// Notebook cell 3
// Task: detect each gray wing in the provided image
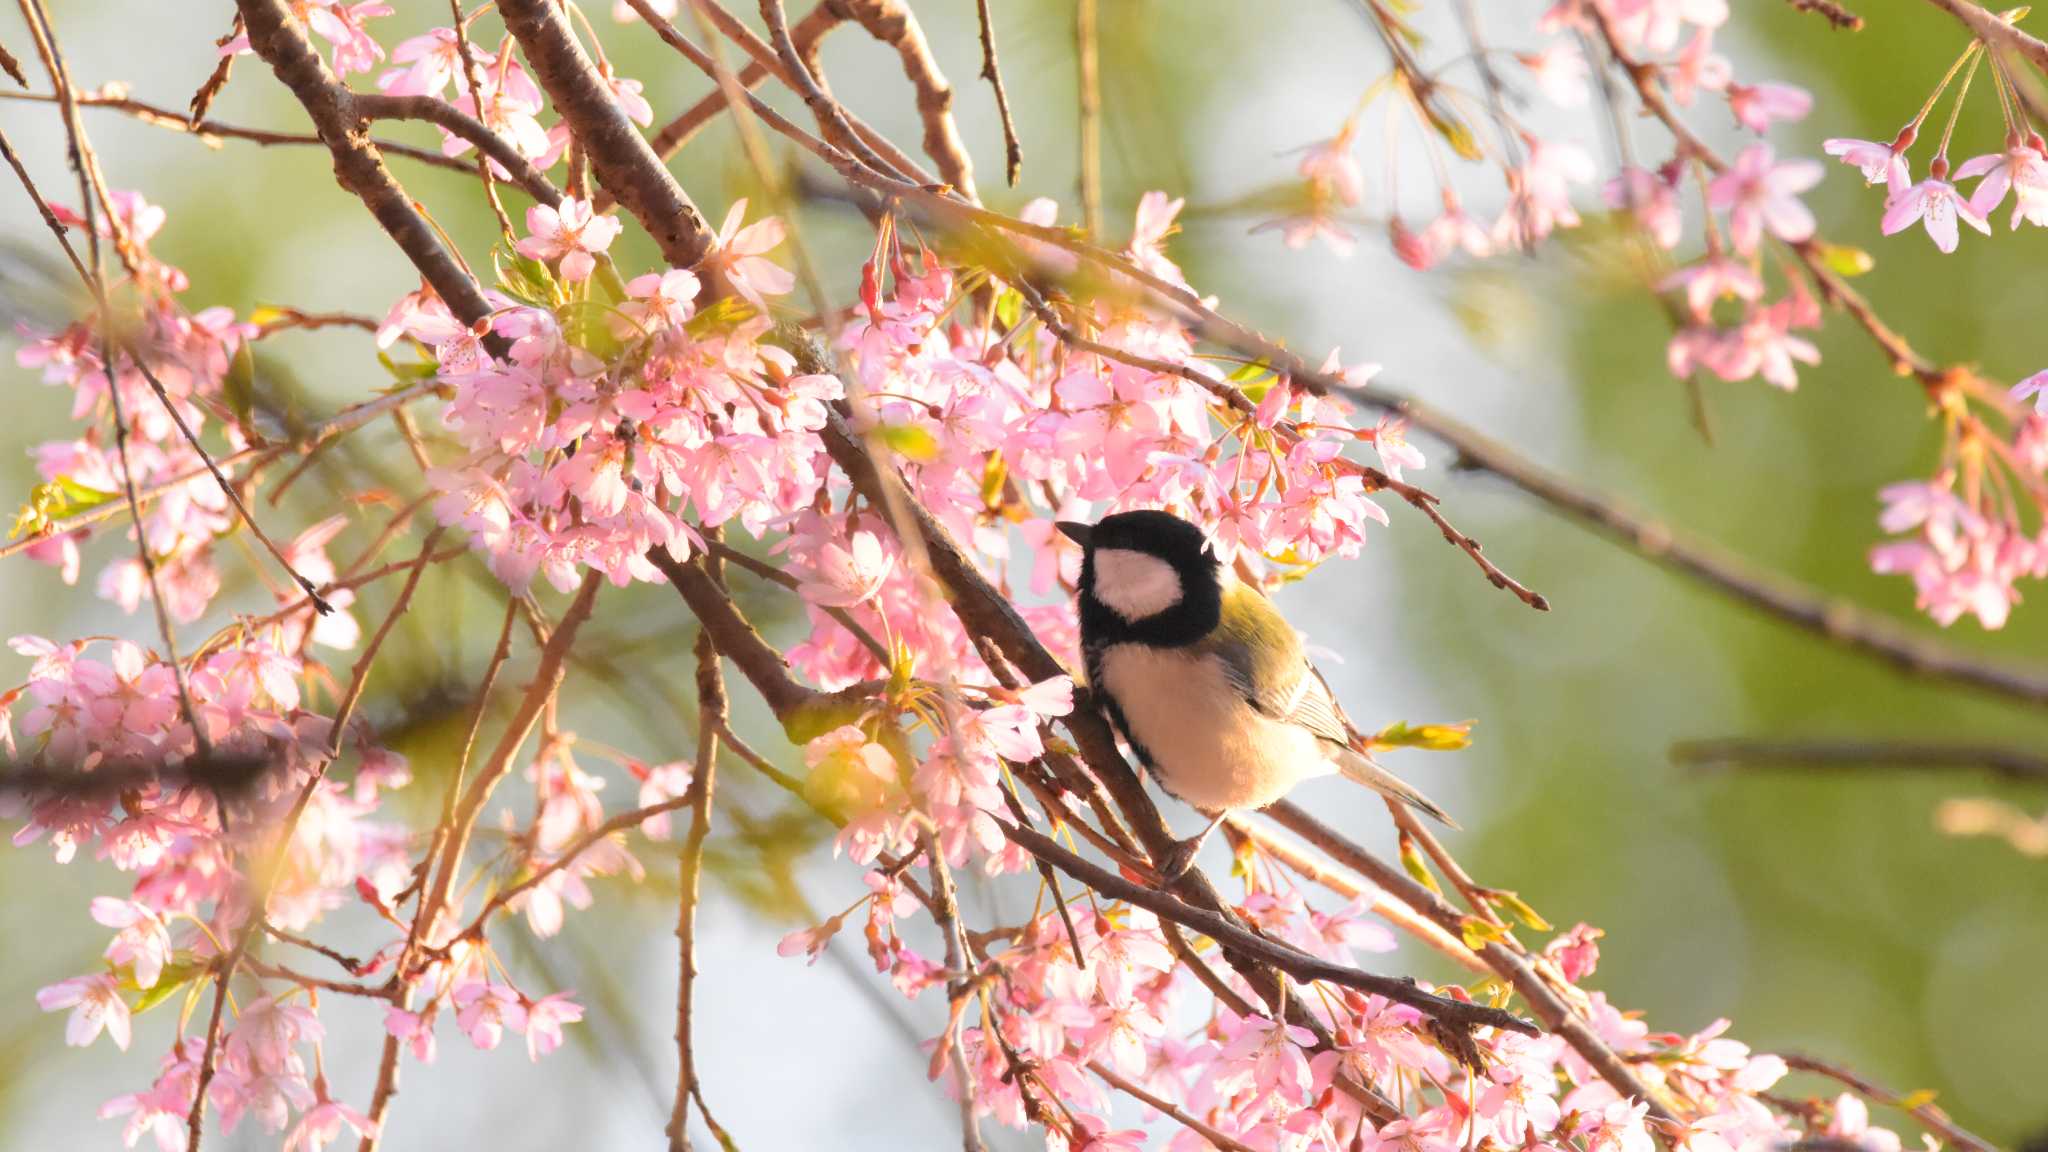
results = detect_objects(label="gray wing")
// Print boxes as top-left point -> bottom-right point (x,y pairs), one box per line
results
1206,634 -> 1357,749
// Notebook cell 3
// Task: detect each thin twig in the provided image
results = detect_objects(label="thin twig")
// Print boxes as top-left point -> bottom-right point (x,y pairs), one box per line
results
1779,1052 -> 1997,1152
973,0 -> 1021,188
0,89 -> 479,176
1673,738 -> 2048,784
1782,0 -> 1866,29
669,627 -> 728,1151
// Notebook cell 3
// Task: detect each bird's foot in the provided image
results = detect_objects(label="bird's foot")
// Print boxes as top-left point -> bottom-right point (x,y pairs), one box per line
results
1155,837 -> 1206,885
1153,813 -> 1226,885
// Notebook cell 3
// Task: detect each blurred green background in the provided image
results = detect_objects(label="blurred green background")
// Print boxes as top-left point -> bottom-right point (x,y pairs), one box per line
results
1,0 -> 2044,1147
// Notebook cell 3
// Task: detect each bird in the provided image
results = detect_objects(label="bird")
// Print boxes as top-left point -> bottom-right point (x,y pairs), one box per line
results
1057,509 -> 1455,880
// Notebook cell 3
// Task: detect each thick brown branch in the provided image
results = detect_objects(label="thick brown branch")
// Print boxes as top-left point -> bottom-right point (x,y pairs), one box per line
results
233,0 -> 496,330
497,0 -> 717,267
648,545 -> 825,722
830,0 -> 978,200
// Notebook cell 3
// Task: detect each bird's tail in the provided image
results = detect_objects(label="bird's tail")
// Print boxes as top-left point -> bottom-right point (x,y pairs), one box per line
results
1333,748 -> 1459,829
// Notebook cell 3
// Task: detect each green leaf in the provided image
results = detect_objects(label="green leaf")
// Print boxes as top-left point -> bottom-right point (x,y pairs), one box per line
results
1227,358 -> 1274,385
1487,889 -> 1552,932
1399,835 -> 1441,896
129,960 -> 205,1015
494,247 -> 561,308
377,351 -> 440,381
1370,719 -> 1475,752
992,288 -> 1023,330
1460,916 -> 1509,951
52,475 -> 118,508
1819,243 -> 1875,277
876,422 -> 940,462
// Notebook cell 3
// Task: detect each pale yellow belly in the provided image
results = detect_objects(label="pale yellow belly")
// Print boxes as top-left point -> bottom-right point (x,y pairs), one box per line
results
1097,643 -> 1334,811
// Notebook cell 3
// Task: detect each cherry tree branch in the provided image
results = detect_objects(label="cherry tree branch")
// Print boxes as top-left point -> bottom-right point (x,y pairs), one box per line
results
1673,737 -> 2048,783
1782,0 -> 1866,30
1779,1052 -> 1997,1152
352,92 -> 563,207
232,0 -> 497,332
1917,0 -> 2048,76
1342,381 -> 2048,708
0,89 -> 482,176
669,628 -> 728,1151
829,0 -> 978,200
995,817 -> 1540,1037
1263,799 -> 1686,1124
497,0 -> 718,267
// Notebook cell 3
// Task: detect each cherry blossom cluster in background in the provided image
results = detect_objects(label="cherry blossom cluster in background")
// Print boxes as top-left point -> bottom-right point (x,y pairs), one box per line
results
1256,0 -> 2048,629
0,0 -> 1985,1149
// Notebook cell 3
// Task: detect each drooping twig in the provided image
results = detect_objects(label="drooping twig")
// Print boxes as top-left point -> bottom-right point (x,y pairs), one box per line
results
17,0 -> 211,755
1779,1052 -> 1998,1152
668,627 -> 728,1151
361,574 -> 603,1150
0,378 -> 442,563
973,0 -> 1022,187
187,528 -> 447,1150
443,0 -> 514,235
1782,0 -> 1866,30
0,89 -> 479,176
1673,738 -> 2048,784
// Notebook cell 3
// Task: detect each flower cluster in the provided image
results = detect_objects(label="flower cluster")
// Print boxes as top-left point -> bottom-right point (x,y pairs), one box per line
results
1868,373 -> 2048,629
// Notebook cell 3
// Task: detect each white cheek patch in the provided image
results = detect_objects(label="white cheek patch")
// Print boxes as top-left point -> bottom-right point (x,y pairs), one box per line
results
1092,548 -> 1184,621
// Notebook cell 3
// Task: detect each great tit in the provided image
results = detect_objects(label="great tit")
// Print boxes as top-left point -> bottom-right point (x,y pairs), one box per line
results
1057,510 -> 1455,879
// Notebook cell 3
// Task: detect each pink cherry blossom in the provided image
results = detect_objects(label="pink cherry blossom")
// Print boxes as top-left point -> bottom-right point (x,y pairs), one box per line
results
453,981 -> 527,1050
37,974 -> 131,1050
1605,166 -> 1684,249
1882,167 -> 1990,253
2011,369 -> 2048,415
1726,82 -> 1811,133
525,993 -> 584,1060
1956,144 -> 2048,228
516,198 -> 622,283
704,199 -> 797,311
1822,137 -> 1908,188
1707,145 -> 1822,254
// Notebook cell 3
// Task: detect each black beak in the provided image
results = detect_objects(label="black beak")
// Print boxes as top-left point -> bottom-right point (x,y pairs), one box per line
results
1054,520 -> 1092,547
